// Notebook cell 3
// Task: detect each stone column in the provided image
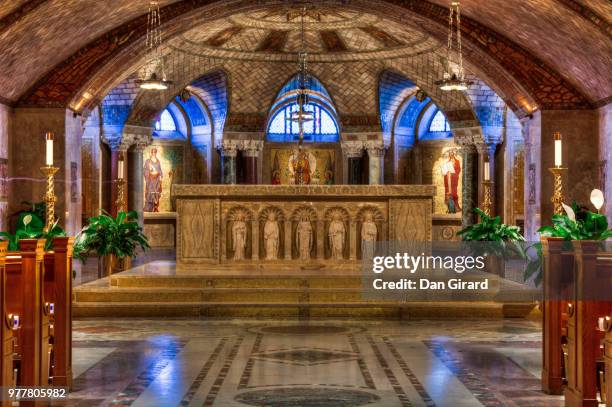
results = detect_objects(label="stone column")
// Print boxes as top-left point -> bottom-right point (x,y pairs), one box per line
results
241,140 -> 263,185
131,143 -> 147,227
316,220 -> 325,260
220,141 -> 238,185
461,145 -> 479,227
349,220 -> 357,260
251,220 -> 259,260
284,221 -> 293,260
341,141 -> 364,184
366,142 -> 385,185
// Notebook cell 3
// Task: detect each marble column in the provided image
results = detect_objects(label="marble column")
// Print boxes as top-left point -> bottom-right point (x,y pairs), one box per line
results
341,141 -> 364,185
347,158 -> 363,184
366,143 -> 385,185
221,144 -> 238,185
241,141 -> 263,185
131,143 -> 147,227
461,145 -> 479,227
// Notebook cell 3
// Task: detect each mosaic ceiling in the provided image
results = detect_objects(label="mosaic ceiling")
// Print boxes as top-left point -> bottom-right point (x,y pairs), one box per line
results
169,8 -> 441,62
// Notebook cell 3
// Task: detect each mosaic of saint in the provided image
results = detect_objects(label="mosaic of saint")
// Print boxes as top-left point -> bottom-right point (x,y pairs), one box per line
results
271,149 -> 334,185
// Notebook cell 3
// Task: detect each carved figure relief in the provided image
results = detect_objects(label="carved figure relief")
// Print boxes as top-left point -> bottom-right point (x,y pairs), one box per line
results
226,206 -> 252,261
264,212 -> 280,260
357,207 -> 384,259
296,215 -> 314,260
328,213 -> 346,260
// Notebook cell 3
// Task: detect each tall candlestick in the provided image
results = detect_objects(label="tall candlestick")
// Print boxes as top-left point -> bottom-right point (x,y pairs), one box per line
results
554,132 -> 562,168
118,155 -> 124,180
45,132 -> 54,166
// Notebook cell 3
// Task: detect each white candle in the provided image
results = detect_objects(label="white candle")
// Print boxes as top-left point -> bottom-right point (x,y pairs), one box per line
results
118,158 -> 124,180
554,132 -> 562,167
598,317 -> 605,331
45,132 -> 54,166
484,160 -> 490,182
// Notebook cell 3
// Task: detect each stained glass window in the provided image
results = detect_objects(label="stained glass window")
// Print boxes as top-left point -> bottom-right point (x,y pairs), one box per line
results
429,110 -> 450,132
267,102 -> 339,142
155,109 -> 176,131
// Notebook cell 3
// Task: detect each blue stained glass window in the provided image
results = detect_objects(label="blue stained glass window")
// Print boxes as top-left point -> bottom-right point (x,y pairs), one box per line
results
429,110 -> 450,132
155,109 -> 176,131
267,102 -> 339,142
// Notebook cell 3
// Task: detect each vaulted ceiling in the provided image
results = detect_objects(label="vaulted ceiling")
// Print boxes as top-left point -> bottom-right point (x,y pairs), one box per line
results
0,0 -> 609,116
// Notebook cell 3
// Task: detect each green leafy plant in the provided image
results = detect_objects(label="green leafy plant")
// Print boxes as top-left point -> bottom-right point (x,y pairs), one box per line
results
457,208 -> 526,261
0,213 -> 65,251
458,208 -> 525,242
73,211 -> 150,262
524,202 -> 612,286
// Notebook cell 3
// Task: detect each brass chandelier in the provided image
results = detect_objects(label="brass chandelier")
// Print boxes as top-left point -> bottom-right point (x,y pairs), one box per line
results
137,0 -> 173,90
435,1 -> 473,91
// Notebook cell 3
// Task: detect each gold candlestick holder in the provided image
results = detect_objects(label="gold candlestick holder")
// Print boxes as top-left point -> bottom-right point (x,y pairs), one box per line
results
482,180 -> 493,217
40,165 -> 59,232
549,167 -> 567,215
115,178 -> 127,213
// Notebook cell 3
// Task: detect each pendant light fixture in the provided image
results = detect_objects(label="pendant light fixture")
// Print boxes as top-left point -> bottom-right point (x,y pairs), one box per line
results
435,1 -> 473,91
137,0 -> 173,90
288,6 -> 314,146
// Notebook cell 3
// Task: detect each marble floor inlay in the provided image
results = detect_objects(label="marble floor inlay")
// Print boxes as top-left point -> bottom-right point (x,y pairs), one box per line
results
54,319 -> 565,407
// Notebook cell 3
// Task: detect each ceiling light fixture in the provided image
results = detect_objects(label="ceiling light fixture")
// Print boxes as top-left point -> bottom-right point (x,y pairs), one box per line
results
435,1 -> 472,91
137,0 -> 173,91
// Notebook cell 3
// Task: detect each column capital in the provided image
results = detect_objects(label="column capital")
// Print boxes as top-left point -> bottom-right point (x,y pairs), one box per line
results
341,141 -> 364,158
220,140 -> 239,157
365,141 -> 385,157
240,140 -> 264,157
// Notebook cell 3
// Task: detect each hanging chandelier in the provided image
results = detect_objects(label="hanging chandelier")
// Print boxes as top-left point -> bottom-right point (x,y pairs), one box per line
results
137,0 -> 172,90
288,6 -> 314,145
435,1 -> 472,91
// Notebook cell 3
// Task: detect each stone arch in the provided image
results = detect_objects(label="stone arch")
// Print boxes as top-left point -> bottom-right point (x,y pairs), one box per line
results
291,206 -> 318,222
258,206 -> 285,222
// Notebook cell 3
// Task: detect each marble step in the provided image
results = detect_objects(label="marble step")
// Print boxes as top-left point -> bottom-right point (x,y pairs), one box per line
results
73,300 -> 535,319
75,287 -> 384,303
110,275 -> 366,289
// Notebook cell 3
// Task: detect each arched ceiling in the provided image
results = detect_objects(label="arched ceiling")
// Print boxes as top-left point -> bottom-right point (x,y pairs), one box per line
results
0,0 -> 608,113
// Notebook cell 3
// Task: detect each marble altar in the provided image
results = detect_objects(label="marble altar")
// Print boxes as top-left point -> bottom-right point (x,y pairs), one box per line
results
172,185 -> 435,267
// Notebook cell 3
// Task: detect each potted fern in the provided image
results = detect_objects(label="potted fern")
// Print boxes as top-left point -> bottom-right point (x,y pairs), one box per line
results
73,211 -> 150,277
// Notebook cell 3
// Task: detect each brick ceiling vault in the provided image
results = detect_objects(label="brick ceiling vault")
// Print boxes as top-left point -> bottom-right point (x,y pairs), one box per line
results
0,0 -> 607,116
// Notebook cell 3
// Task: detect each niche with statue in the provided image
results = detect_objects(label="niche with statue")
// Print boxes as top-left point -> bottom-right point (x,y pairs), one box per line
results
226,206 -> 253,261
258,206 -> 285,261
324,207 -> 350,260
291,206 -> 317,260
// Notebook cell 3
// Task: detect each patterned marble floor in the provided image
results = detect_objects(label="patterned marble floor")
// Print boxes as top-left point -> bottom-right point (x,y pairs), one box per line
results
49,319 -> 563,407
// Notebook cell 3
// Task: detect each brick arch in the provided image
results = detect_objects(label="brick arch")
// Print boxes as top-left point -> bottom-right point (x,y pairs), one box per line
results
29,0 -> 592,119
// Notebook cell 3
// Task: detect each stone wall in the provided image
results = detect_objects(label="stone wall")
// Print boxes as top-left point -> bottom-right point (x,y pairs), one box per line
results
0,103 -> 9,231
600,103 -> 612,224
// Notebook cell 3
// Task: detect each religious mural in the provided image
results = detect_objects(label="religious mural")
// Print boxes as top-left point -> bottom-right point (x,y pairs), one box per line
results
433,147 -> 462,215
271,148 -> 335,185
143,144 -> 184,212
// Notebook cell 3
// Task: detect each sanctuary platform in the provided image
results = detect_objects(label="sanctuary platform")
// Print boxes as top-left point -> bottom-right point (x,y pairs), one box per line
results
73,260 -> 537,319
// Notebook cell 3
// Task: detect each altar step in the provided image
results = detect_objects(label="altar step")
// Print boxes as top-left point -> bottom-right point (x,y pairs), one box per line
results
73,264 -> 536,319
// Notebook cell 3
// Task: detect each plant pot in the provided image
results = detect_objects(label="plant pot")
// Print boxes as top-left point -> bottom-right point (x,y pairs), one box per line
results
100,254 -> 131,277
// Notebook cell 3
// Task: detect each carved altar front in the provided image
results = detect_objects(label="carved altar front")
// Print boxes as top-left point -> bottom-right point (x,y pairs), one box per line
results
172,185 -> 435,267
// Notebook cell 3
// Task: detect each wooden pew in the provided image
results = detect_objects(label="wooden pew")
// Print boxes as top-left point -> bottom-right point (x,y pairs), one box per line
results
565,241 -> 612,407
604,318 -> 611,407
1,241 -> 18,407
541,237 -> 572,394
43,237 -> 74,388
5,239 -> 51,386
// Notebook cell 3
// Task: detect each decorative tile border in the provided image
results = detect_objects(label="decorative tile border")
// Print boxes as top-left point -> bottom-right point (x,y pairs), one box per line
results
180,337 -> 229,406
202,334 -> 246,406
366,334 -> 413,407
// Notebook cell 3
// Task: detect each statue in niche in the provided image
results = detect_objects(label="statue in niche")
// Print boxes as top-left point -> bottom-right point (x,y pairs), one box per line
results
361,212 -> 378,242
361,212 -> 378,259
296,215 -> 313,260
328,212 -> 346,260
264,212 -> 280,260
231,213 -> 248,260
